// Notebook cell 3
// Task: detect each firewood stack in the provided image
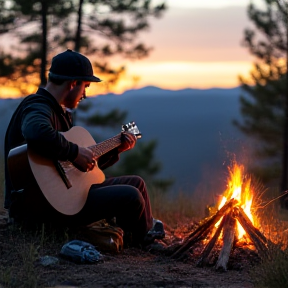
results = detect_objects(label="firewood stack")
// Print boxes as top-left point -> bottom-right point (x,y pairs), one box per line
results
170,198 -> 272,271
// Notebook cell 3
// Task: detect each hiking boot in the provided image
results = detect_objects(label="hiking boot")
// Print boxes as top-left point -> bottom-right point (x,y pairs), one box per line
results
144,219 -> 165,244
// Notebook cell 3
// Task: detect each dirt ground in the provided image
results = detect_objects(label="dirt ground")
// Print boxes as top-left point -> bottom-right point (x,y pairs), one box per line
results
0,209 -> 257,288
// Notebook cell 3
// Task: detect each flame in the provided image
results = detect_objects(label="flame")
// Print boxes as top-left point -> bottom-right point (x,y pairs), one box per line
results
217,163 -> 254,239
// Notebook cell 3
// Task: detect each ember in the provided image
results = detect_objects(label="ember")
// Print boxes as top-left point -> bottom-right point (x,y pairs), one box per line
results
170,162 -> 273,271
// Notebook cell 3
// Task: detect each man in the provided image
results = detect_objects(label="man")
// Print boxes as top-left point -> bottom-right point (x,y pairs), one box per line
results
4,49 -> 164,246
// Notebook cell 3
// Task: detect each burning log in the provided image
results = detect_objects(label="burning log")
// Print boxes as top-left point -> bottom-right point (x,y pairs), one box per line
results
171,198 -> 238,259
234,207 -> 269,258
215,213 -> 236,271
196,213 -> 225,267
169,162 -> 276,270
170,198 -> 271,270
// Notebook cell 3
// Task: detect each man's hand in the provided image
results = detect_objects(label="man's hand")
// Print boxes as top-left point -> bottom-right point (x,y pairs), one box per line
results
73,147 -> 96,172
118,132 -> 137,153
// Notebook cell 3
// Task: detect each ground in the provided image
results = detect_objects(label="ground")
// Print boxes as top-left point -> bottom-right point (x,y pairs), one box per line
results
0,210 -> 257,288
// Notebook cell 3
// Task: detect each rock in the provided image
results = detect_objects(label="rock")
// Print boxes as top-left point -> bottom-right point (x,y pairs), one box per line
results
39,255 -> 59,266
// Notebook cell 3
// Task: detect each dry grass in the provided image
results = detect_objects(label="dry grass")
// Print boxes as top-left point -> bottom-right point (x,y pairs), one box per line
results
251,245 -> 288,288
247,186 -> 288,288
3,158 -> 288,287
0,223 -> 71,288
149,188 -> 199,229
149,173 -> 223,229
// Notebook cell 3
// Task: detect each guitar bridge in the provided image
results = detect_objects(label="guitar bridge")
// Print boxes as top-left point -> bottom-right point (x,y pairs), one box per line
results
55,161 -> 72,189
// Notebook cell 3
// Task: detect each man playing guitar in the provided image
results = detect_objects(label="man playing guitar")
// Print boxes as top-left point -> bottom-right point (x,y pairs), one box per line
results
4,49 -> 164,246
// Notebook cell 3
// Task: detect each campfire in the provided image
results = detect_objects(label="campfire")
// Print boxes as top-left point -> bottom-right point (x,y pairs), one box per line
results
170,162 -> 273,271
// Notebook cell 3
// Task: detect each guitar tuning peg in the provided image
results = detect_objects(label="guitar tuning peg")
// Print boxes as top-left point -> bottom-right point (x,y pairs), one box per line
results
122,124 -> 128,131
122,121 -> 135,131
121,122 -> 142,139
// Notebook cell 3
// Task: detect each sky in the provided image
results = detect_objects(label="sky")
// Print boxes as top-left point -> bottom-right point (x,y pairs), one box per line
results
103,0 -> 262,94
0,0 -> 264,97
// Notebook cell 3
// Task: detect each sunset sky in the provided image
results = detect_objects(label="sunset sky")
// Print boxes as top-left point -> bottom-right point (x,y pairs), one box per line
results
0,0 -> 264,97
108,0 -> 262,94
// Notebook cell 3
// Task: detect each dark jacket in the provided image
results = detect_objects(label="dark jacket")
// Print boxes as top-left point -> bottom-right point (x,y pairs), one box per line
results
4,88 -> 118,209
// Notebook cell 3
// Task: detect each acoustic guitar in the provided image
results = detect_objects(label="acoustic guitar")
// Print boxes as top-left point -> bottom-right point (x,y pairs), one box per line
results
8,122 -> 141,215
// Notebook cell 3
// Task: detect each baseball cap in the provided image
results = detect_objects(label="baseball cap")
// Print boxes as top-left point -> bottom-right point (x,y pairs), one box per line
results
48,49 -> 101,82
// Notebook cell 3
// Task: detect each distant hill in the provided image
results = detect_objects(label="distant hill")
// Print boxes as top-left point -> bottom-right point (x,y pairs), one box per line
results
0,86 -> 250,196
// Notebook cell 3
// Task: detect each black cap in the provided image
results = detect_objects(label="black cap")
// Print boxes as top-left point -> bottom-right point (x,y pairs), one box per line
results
48,49 -> 101,82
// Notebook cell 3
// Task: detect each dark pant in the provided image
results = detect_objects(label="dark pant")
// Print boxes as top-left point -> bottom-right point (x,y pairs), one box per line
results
75,175 -> 153,243
13,175 -> 153,244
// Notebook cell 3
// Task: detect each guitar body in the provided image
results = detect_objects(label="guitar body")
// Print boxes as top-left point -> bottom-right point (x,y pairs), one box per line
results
8,126 -> 105,216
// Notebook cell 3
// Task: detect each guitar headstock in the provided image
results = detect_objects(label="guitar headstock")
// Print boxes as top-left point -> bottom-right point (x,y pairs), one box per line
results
122,121 -> 142,139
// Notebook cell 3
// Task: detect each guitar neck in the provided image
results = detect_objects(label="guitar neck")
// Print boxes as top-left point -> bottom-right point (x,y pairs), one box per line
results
89,133 -> 122,157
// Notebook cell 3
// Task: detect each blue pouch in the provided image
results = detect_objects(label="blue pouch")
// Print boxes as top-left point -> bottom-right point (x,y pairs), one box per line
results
60,240 -> 103,264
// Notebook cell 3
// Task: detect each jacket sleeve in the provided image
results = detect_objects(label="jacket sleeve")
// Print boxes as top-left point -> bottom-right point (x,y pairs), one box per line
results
21,102 -> 78,161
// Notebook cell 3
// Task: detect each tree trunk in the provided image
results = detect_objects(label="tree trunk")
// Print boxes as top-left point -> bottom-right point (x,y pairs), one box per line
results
74,0 -> 84,52
40,0 -> 48,87
280,10 -> 288,209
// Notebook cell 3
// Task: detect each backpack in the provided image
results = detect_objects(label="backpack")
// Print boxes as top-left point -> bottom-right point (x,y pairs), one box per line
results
80,219 -> 124,254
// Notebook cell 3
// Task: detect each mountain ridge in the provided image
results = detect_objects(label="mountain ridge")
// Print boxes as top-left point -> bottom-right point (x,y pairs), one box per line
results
96,85 -> 243,98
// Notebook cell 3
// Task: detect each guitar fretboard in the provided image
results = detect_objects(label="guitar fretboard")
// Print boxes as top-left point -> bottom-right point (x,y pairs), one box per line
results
89,134 -> 122,157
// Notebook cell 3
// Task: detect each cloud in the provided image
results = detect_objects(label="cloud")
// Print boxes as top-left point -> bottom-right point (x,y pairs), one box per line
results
140,6 -> 254,62
166,0 -> 263,9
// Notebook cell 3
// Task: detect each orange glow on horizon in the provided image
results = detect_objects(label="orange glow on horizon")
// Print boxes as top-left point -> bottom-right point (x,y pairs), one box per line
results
91,60 -> 254,95
0,87 -> 23,99
0,60 -> 254,99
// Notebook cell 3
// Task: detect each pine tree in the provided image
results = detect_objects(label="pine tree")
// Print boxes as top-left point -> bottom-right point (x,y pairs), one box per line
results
234,0 -> 287,201
0,0 -> 166,94
71,0 -> 166,90
0,0 -> 75,92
